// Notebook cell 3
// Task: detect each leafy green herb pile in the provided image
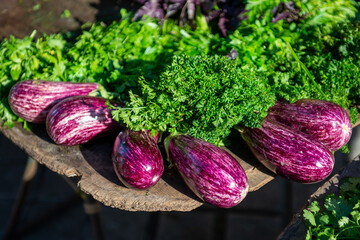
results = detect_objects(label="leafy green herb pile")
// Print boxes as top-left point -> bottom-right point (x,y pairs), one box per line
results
1,0 -> 360,145
111,0 -> 360,145
303,177 -> 360,240
111,55 -> 275,145
0,9 -> 223,127
227,2 -> 360,107
263,21 -> 360,124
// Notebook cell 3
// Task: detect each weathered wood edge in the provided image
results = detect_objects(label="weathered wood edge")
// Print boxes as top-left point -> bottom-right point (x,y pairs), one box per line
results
0,123 -> 201,212
276,158 -> 360,240
2,116 -> 359,212
0,122 -> 275,212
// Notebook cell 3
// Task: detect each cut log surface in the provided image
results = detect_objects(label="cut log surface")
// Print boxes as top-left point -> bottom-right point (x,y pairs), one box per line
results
0,122 -> 275,212
277,158 -> 360,240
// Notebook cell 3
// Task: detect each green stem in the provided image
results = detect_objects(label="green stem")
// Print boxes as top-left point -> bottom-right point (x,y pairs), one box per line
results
116,107 -> 147,110
90,84 -> 119,100
234,125 -> 244,133
30,30 -> 37,39
285,41 -> 327,99
105,100 -> 146,111
334,225 -> 360,239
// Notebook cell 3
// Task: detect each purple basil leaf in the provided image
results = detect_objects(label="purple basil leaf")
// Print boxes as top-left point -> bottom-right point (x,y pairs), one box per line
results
285,1 -> 297,12
134,0 -> 249,35
272,12 -> 291,23
204,9 -> 221,22
133,0 -> 165,20
271,1 -> 301,23
166,2 -> 185,18
218,13 -> 228,36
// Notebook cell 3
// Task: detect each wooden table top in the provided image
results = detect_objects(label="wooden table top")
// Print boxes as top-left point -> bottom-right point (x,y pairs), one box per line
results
3,117 -> 359,212
0,122 -> 275,212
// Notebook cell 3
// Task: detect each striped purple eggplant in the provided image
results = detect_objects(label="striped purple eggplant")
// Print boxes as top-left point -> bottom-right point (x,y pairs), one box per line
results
46,96 -> 121,146
267,99 -> 352,151
165,134 -> 249,208
240,118 -> 335,183
8,80 -> 100,123
112,129 -> 164,190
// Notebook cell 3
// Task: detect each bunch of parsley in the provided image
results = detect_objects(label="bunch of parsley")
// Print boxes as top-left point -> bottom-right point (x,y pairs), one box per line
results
111,55 -> 275,146
303,177 -> 360,239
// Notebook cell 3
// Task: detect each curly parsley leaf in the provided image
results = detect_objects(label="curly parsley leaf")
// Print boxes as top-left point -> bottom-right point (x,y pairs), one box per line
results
112,54 -> 275,145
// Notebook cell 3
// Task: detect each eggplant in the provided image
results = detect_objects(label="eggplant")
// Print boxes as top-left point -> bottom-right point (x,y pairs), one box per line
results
240,118 -> 335,183
8,80 -> 100,123
165,134 -> 249,208
112,129 -> 164,190
267,99 -> 352,151
46,96 -> 121,146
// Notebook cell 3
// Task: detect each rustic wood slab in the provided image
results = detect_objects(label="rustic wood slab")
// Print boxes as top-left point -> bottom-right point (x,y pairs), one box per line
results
277,158 -> 360,240
0,122 -> 275,212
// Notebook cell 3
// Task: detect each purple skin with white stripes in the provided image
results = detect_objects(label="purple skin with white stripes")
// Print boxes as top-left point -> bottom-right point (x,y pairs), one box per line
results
267,99 -> 352,151
112,129 -> 164,190
46,96 -> 121,146
8,80 -> 99,123
241,118 -> 335,183
166,134 -> 249,208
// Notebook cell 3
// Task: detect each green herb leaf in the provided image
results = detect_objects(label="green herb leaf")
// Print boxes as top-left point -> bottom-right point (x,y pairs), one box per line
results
10,64 -> 21,80
319,215 -> 330,225
340,177 -> 360,195
304,177 -> 360,240
338,216 -> 350,228
309,201 -> 321,213
325,195 -> 353,220
304,209 -> 317,226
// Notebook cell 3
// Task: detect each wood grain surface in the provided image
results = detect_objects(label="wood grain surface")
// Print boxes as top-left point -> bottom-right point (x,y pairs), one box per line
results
0,122 -> 275,212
